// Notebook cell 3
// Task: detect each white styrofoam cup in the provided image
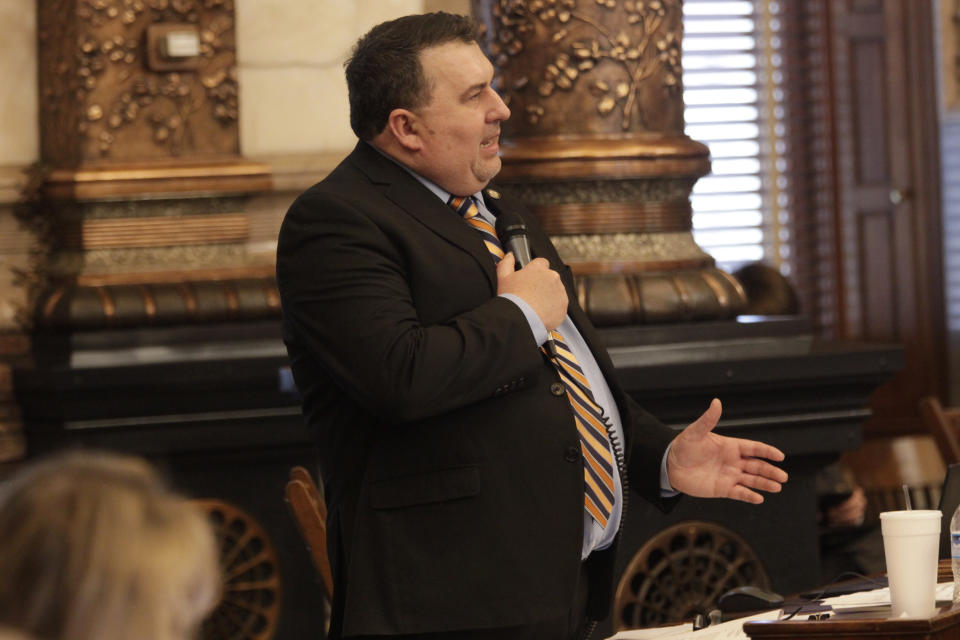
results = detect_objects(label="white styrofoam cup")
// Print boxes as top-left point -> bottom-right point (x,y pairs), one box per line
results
880,509 -> 942,618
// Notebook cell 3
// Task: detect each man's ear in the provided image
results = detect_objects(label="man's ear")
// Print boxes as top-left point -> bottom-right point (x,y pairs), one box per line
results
386,108 -> 423,152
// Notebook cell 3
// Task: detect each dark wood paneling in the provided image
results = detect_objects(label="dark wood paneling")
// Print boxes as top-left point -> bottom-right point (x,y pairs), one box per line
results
851,0 -> 884,13
850,40 -> 889,185
858,210 -> 897,339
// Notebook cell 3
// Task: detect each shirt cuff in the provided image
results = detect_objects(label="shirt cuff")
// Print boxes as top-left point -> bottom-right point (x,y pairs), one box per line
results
499,293 -> 549,346
660,441 -> 680,498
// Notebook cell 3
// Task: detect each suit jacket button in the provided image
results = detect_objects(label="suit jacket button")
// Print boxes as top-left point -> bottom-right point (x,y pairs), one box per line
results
550,382 -> 565,396
564,446 -> 580,463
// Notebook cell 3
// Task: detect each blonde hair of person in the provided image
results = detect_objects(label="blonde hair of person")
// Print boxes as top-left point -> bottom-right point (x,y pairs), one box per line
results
0,450 -> 221,640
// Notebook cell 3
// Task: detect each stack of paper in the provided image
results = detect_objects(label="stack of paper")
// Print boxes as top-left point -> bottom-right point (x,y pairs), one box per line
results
608,610 -> 782,640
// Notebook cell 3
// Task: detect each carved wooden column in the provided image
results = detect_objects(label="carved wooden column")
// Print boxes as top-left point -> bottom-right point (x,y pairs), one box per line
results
36,0 -> 266,192
473,0 -> 746,325
28,0 -> 274,329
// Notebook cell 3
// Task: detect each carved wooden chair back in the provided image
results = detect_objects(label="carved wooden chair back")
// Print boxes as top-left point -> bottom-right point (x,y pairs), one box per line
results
285,466 -> 333,599
613,521 -> 771,630
195,499 -> 281,640
842,434 -> 946,524
920,395 -> 960,466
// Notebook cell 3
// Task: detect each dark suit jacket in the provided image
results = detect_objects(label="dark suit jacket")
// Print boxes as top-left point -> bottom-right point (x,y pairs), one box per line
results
276,141 -> 677,637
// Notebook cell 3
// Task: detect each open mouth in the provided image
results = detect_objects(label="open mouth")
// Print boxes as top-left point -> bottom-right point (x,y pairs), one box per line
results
480,134 -> 499,149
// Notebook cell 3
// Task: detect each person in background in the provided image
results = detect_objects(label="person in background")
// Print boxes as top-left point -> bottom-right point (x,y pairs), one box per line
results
817,461 -> 885,580
0,450 -> 221,640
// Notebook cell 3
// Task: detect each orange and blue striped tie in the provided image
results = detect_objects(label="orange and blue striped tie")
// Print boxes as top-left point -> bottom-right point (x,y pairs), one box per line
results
448,195 -> 505,264
445,194 -> 616,529
542,331 -> 616,528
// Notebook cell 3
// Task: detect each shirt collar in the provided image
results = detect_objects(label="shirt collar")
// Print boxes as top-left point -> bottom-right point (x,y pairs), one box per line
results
367,141 -> 484,205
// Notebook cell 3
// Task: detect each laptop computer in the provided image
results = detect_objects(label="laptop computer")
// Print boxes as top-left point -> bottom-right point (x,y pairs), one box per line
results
939,463 -> 960,559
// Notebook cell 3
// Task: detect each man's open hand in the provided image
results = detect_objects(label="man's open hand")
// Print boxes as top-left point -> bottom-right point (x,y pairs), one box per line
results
667,398 -> 788,504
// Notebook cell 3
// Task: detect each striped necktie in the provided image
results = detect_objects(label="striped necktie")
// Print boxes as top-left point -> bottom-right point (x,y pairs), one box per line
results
446,194 -> 616,529
448,195 -> 505,264
542,331 -> 616,528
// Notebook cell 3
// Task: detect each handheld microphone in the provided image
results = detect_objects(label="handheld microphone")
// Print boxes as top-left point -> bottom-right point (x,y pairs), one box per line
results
494,210 -> 558,357
494,210 -> 533,267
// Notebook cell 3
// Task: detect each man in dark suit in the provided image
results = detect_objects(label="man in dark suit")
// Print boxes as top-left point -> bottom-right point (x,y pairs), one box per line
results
276,12 -> 788,640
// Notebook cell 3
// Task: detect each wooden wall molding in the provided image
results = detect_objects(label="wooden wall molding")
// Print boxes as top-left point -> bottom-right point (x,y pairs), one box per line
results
63,213 -> 248,249
40,161 -> 271,200
34,275 -> 279,329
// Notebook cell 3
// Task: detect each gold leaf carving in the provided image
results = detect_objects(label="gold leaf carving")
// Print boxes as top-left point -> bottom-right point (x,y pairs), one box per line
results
526,104 -> 545,125
202,69 -> 227,89
37,0 -> 239,163
482,0 -> 683,131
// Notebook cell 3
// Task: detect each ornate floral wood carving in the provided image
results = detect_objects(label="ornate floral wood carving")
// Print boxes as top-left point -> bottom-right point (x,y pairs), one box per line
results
37,0 -> 239,165
476,0 -> 684,135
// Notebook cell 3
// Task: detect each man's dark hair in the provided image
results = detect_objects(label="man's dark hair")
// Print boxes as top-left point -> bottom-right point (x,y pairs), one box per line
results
345,12 -> 480,141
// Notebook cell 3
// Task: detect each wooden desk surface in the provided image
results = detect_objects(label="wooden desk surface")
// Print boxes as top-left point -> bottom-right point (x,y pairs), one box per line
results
744,561 -> 958,640
744,605 -> 960,640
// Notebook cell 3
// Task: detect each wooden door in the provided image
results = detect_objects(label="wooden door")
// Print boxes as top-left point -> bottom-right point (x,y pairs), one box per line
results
788,0 -> 947,434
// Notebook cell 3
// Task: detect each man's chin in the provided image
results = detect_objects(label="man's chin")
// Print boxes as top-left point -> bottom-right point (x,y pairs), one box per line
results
475,159 -> 502,186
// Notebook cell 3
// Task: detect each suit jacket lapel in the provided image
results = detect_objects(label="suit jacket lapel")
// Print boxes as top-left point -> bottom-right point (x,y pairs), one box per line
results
347,142 -> 498,291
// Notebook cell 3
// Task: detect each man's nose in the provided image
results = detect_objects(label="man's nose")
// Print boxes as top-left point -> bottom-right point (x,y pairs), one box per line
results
490,90 -> 511,122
